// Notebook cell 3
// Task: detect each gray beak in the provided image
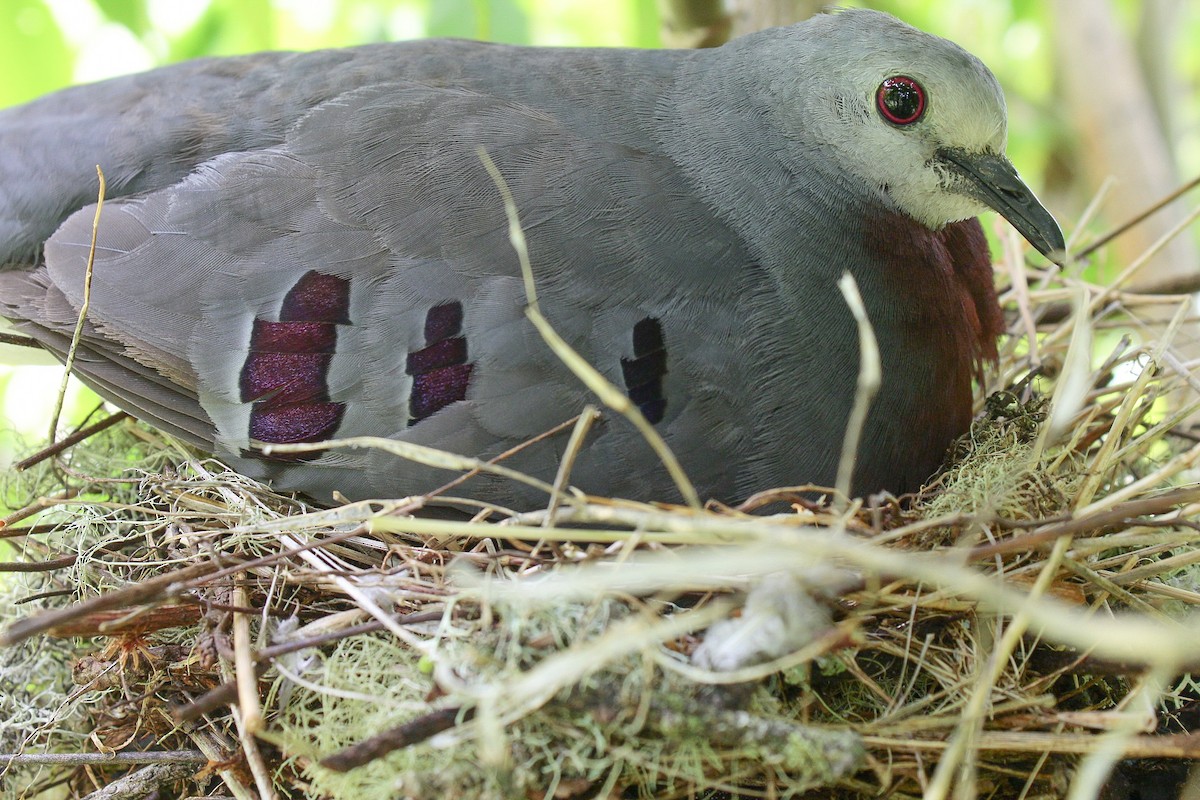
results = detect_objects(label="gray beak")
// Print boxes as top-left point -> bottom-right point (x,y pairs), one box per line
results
938,148 -> 1066,264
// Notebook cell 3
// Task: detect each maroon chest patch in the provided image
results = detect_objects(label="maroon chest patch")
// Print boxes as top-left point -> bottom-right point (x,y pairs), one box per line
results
859,214 -> 1004,490
864,214 -> 1002,378
240,270 -> 350,446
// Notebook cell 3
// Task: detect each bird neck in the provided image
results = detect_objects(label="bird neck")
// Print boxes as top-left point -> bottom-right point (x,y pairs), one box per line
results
856,213 -> 1003,481
858,211 -> 1001,378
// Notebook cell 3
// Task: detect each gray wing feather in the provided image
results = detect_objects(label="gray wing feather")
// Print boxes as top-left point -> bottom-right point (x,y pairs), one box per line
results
23,79 -> 754,503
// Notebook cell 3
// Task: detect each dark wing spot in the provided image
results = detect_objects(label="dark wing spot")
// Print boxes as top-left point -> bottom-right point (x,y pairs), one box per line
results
406,337 -> 468,374
248,319 -> 338,354
621,317 -> 667,424
423,300 -> 465,343
407,301 -> 473,425
248,402 -> 345,446
280,271 -> 352,323
240,270 -> 351,455
241,350 -> 332,405
410,365 -> 473,422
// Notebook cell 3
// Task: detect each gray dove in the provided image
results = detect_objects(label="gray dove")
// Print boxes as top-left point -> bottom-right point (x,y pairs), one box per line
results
0,9 -> 1064,506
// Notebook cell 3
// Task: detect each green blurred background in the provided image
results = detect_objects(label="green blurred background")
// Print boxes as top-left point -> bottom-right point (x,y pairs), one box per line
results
1,0 -> 1198,477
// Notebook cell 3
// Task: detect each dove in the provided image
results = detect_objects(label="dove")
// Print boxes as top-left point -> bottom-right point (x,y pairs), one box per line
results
0,9 -> 1063,506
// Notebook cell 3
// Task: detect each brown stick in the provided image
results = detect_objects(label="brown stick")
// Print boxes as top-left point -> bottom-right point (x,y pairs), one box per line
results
0,331 -> 40,348
173,612 -> 444,724
0,559 -> 233,646
968,485 -> 1200,559
1075,173 -> 1200,259
865,731 -> 1200,759
0,490 -> 79,529
0,750 -> 207,767
0,524 -> 68,540
0,554 -> 78,573
319,707 -> 470,772
14,411 -> 129,471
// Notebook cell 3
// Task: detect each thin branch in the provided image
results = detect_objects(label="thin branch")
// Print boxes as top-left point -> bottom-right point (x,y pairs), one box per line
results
50,165 -> 106,443
0,750 -> 207,766
1076,173 -> 1200,258
15,411 -> 129,471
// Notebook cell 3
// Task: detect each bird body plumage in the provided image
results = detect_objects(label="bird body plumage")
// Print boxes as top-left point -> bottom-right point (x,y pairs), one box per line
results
0,10 -> 1060,505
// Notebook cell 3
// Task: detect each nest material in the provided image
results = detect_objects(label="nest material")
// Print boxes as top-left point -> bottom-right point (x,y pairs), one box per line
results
3,227 -> 1200,800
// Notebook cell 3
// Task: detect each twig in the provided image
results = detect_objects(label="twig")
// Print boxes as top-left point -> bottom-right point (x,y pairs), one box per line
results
0,524 -> 68,540
1098,204 -> 1200,298
0,750 -> 206,766
79,761 -> 199,800
423,413 -> 588,501
835,273 -> 881,510
477,146 -> 701,509
232,579 -> 262,734
0,331 -> 40,348
1075,173 -> 1200,258
50,165 -> 106,443
0,489 -> 79,529
969,486 -> 1200,559
319,707 -> 469,772
0,559 -> 232,646
0,554 -> 78,573
209,585 -> 277,800
545,406 -> 602,523
15,411 -> 129,471
863,731 -> 1200,759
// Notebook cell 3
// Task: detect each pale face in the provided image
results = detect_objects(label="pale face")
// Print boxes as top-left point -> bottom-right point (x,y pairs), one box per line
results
782,10 -> 1062,257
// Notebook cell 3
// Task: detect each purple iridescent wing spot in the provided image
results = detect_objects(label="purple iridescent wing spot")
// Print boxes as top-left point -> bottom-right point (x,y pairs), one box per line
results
249,402 -> 346,445
241,349 -> 333,405
407,301 -> 473,425
423,299 -> 463,343
620,317 -> 667,424
240,270 -> 350,454
279,271 -> 352,323
248,319 -> 337,354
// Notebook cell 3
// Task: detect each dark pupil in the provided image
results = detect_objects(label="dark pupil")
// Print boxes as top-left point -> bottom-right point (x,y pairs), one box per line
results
884,82 -> 920,120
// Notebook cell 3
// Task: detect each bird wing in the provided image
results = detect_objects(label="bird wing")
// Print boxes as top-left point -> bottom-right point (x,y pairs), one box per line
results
2,80 -> 754,503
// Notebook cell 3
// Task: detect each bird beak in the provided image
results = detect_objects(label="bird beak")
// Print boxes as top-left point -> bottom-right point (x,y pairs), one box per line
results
937,148 -> 1066,264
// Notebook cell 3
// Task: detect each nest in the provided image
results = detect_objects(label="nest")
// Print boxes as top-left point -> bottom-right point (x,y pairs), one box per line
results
3,207 -> 1200,800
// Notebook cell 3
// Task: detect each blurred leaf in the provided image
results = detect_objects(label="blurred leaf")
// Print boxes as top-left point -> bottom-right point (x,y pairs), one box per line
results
314,0 -> 393,46
629,0 -> 663,47
427,0 -> 478,38
482,0 -> 530,43
169,0 -> 276,59
94,0 -> 152,36
166,9 -> 227,61
0,0 -> 72,105
429,0 -> 529,43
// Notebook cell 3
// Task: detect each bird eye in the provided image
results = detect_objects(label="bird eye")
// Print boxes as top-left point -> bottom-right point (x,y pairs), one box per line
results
876,76 -> 926,125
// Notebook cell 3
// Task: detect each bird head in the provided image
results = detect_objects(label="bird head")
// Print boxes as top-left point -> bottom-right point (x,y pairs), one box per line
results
785,10 -> 1065,262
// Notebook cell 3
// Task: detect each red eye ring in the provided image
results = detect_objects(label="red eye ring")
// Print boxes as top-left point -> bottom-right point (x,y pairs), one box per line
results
876,76 -> 926,125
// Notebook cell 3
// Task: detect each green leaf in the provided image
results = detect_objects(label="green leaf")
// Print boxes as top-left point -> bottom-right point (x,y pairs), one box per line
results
169,0 -> 276,60
483,0 -> 530,44
427,0 -> 479,39
0,0 -> 73,105
93,0 -> 151,36
628,0 -> 662,48
426,0 -> 527,43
